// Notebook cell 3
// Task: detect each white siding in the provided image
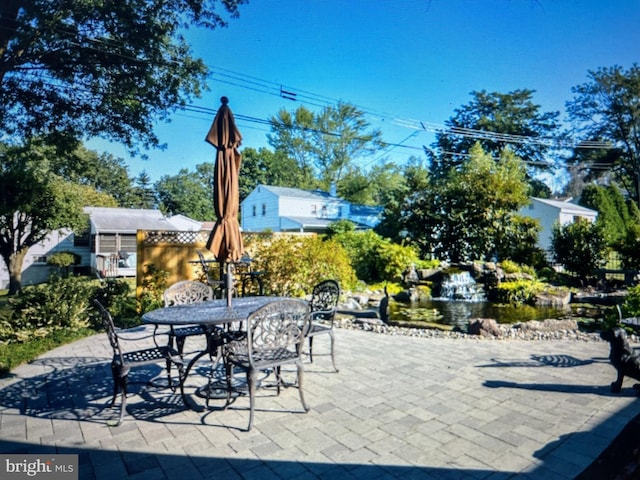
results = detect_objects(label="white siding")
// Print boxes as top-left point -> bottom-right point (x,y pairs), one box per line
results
241,186 -> 280,232
520,198 -> 598,252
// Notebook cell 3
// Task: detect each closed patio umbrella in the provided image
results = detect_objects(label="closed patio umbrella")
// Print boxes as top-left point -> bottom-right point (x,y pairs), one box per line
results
205,97 -> 244,305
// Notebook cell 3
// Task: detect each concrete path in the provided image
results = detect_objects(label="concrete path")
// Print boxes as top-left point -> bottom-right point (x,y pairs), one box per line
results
1,327 -> 639,480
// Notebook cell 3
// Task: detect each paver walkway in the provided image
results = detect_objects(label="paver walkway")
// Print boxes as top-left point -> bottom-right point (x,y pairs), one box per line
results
1,327 -> 639,480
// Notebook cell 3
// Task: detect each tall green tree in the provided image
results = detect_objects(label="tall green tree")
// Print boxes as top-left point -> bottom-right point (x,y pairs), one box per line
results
430,89 -> 561,182
579,184 -> 640,246
566,64 -> 640,208
375,157 -> 430,243
133,171 -> 156,209
0,141 -> 91,294
267,102 -> 385,191
155,168 -> 214,220
403,144 -> 531,262
0,0 -> 245,151
49,145 -> 138,206
239,147 -> 311,200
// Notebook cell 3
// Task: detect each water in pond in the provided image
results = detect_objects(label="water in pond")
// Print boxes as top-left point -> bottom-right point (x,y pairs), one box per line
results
389,299 -> 570,331
390,269 -> 570,330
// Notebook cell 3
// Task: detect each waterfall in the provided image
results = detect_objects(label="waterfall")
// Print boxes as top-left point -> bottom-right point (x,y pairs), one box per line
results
436,271 -> 485,302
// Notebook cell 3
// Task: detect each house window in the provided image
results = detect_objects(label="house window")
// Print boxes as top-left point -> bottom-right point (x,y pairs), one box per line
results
321,205 -> 327,218
338,206 -> 342,217
262,204 -> 266,216
252,205 -> 256,217
311,205 -> 317,215
33,255 -> 47,264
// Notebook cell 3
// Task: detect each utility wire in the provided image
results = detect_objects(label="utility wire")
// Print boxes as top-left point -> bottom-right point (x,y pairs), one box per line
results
3,23 -> 614,153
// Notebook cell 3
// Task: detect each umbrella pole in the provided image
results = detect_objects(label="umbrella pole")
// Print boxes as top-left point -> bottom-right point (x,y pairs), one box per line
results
226,262 -> 233,307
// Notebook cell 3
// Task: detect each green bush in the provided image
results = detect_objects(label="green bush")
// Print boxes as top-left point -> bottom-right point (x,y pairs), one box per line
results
93,279 -> 138,328
253,235 -> 357,296
492,279 -> 544,306
621,284 -> 640,318
499,259 -> 536,277
552,218 -> 608,284
332,230 -> 420,283
2,275 -> 96,343
137,263 -> 169,314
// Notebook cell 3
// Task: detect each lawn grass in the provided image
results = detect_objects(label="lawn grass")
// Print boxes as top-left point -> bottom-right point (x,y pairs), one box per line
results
0,327 -> 97,377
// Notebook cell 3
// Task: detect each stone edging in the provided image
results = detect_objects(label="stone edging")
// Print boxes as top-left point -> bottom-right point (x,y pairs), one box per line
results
333,314 -> 640,343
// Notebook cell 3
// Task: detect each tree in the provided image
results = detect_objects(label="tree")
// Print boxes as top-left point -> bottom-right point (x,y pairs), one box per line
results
552,218 -> 608,285
49,145 -> 138,206
155,168 -> 215,220
0,0 -> 245,152
430,89 -> 561,181
267,102 -> 385,191
579,184 -> 640,246
403,144 -> 531,262
0,141 -> 89,294
566,64 -> 640,208
375,157 -> 430,243
133,171 -> 156,209
239,147 -> 310,200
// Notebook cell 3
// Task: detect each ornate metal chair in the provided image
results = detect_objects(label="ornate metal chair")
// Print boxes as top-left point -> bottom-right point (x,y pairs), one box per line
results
92,299 -> 183,426
223,299 -> 310,431
163,280 -> 215,356
305,279 -> 340,372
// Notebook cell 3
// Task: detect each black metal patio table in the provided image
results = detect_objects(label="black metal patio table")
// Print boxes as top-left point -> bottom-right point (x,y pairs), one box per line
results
142,296 -> 291,410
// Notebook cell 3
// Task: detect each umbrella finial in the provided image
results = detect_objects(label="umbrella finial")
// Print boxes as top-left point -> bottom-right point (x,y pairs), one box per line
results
220,96 -> 229,105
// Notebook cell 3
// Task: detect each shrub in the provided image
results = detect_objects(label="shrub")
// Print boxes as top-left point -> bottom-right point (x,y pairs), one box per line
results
492,279 -> 544,306
499,260 -> 536,277
2,275 -> 96,343
47,251 -> 81,276
332,230 -> 420,283
552,218 -> 608,284
93,279 -> 138,328
137,263 -> 169,314
621,284 -> 640,318
253,235 -> 357,296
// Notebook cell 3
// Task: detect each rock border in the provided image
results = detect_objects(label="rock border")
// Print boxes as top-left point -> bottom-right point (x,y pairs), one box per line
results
334,313 -> 639,343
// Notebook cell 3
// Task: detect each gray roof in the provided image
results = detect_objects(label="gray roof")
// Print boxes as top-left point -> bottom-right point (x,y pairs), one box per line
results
84,207 -> 181,232
260,185 -> 340,202
532,198 -> 598,215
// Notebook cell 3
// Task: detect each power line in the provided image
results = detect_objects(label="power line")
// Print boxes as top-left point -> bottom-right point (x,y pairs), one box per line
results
3,23 -> 614,153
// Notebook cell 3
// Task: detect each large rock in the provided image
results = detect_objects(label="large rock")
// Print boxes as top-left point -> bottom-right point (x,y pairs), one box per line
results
515,318 -> 579,331
535,288 -> 571,307
468,318 -> 502,338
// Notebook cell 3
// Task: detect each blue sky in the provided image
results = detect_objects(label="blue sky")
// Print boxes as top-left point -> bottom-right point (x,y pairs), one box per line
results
90,0 -> 640,191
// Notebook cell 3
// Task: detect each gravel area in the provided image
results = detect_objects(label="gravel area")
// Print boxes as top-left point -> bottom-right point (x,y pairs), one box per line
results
334,312 -> 640,343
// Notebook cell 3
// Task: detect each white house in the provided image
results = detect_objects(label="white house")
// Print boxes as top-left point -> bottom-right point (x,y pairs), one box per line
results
520,197 -> 598,252
0,207 -> 201,289
240,185 -> 382,233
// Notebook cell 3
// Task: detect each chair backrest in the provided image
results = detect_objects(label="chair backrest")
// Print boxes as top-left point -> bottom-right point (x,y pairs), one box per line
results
243,300 -> 310,365
93,299 -> 124,362
164,280 -> 214,307
309,279 -> 340,321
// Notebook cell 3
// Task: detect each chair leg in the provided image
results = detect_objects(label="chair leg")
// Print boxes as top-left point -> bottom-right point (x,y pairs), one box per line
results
296,360 -> 309,412
110,363 -> 119,406
224,362 -> 233,408
329,331 -> 339,373
247,368 -> 257,431
115,373 -> 128,426
308,337 -> 314,363
176,336 -> 187,356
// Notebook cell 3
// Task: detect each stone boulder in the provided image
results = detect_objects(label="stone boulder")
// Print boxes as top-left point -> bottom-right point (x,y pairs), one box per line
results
514,318 -> 579,331
468,318 -> 502,338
